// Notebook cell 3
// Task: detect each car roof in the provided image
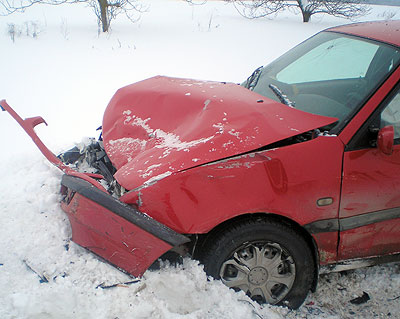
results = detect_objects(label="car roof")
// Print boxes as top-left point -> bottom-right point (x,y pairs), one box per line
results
327,20 -> 400,47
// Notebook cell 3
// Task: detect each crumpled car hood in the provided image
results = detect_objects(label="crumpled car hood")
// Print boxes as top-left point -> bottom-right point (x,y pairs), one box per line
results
102,76 -> 336,190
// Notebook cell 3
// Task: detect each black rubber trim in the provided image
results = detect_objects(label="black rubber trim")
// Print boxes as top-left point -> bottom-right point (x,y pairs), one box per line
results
304,219 -> 339,234
61,174 -> 190,247
339,207 -> 400,232
304,207 -> 400,234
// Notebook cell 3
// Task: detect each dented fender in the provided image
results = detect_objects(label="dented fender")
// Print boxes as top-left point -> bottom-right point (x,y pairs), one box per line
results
121,135 -> 344,264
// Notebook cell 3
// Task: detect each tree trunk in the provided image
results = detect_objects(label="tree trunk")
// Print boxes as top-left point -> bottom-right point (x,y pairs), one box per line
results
297,0 -> 312,23
302,10 -> 311,22
98,0 -> 109,32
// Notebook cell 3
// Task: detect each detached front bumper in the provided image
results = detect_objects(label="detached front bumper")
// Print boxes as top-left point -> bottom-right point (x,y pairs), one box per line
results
61,175 -> 190,277
1,100 -> 190,277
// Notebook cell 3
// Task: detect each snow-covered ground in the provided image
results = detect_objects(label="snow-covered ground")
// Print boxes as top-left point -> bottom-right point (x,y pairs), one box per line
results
1,1 -> 400,318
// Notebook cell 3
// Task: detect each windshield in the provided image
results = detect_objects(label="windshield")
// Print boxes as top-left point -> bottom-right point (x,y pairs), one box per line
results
243,31 -> 400,132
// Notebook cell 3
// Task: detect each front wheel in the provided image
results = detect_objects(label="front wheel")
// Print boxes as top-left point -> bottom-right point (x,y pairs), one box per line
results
201,218 -> 315,309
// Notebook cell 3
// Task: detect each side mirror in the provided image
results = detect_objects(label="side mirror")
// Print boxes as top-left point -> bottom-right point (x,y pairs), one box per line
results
377,125 -> 394,155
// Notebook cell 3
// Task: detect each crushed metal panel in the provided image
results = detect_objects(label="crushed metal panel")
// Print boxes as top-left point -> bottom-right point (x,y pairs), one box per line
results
102,76 -> 337,190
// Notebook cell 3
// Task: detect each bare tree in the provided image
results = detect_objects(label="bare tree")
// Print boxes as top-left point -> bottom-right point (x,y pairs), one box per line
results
226,0 -> 286,19
0,0 -> 145,32
289,0 -> 370,22
219,0 -> 369,23
90,0 -> 144,32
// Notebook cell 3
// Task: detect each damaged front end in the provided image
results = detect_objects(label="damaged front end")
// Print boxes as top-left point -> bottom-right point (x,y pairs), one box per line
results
58,137 -> 125,197
0,99 -> 190,277
1,77 -> 337,278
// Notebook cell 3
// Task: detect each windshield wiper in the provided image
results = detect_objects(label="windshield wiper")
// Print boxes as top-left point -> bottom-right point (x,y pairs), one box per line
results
243,66 -> 263,91
268,84 -> 295,108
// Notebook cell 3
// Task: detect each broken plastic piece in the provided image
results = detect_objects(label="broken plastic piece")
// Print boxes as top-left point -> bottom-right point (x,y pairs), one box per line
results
0,99 -> 107,191
96,280 -> 140,289
350,291 -> 370,305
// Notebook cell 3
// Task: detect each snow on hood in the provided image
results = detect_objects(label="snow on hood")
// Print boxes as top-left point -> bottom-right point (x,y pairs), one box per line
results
102,76 -> 336,190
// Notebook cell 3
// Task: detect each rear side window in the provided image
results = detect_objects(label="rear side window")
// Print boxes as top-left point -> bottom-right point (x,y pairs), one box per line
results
381,91 -> 400,139
346,85 -> 400,151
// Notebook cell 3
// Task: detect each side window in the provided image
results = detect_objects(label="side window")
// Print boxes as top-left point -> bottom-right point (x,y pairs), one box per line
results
380,92 -> 400,140
346,85 -> 400,151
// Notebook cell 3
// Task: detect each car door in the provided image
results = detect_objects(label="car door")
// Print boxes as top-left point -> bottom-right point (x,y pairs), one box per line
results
339,84 -> 400,260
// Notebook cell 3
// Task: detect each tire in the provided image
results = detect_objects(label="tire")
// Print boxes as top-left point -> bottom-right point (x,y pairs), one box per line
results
201,218 -> 315,309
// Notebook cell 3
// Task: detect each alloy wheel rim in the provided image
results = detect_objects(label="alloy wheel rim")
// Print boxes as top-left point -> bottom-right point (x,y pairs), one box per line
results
219,242 -> 296,304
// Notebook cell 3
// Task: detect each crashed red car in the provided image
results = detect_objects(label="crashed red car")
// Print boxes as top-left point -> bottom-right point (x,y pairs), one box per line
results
2,20 -> 400,309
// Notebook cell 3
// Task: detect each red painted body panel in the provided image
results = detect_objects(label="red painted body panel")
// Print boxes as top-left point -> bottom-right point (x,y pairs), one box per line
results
311,232 -> 338,264
339,145 -> 400,260
61,190 -> 172,277
122,135 -> 344,264
328,20 -> 400,47
341,148 -> 400,218
339,220 -> 400,260
103,76 -> 337,191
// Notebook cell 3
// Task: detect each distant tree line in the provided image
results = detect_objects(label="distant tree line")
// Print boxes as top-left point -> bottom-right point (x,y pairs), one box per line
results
0,0 -> 371,33
361,0 -> 400,4
0,0 -> 144,32
189,0 -> 370,23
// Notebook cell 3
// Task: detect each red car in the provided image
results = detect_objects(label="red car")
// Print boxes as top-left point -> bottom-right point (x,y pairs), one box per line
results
2,20 -> 400,309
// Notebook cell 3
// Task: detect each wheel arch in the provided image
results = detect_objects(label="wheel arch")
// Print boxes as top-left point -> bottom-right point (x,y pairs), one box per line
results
192,212 -> 320,292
